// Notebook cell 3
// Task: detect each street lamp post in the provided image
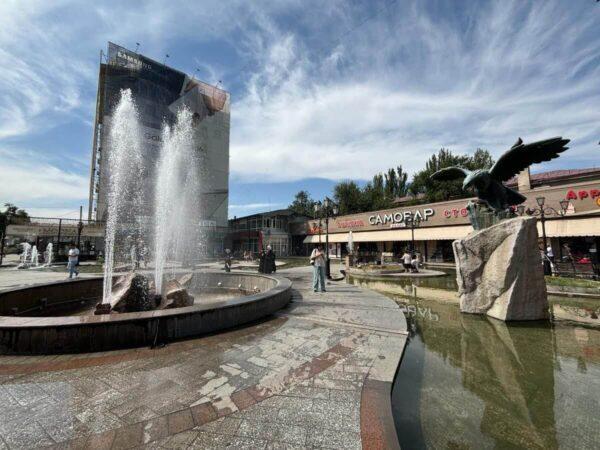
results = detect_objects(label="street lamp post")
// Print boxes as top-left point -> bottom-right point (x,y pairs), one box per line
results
314,198 -> 338,279
0,215 -> 7,266
517,197 -> 570,255
76,206 -> 84,249
405,215 -> 421,254
516,197 -> 570,275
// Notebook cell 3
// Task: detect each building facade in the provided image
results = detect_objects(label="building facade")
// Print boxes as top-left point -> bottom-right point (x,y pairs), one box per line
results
303,169 -> 600,265
226,210 -> 309,257
88,42 -> 230,253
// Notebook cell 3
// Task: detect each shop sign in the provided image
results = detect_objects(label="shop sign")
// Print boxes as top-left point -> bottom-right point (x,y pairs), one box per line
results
368,208 -> 434,226
566,189 -> 600,201
337,219 -> 365,228
198,220 -> 217,228
307,224 -> 323,235
443,207 -> 469,218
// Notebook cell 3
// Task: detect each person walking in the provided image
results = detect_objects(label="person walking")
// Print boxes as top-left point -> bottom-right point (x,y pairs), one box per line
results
67,243 -> 80,279
310,245 -> 326,292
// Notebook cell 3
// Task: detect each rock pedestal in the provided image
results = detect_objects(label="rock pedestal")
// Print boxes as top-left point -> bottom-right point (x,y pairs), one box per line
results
453,216 -> 548,321
159,279 -> 194,309
110,273 -> 155,312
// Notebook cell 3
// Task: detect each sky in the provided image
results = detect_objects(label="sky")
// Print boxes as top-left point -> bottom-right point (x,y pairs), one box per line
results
0,0 -> 598,219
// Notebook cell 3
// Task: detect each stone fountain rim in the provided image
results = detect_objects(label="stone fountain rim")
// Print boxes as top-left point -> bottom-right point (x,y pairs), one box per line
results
0,270 -> 291,329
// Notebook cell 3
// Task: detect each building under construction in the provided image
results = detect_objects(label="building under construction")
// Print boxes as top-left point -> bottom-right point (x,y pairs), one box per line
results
87,42 -> 230,254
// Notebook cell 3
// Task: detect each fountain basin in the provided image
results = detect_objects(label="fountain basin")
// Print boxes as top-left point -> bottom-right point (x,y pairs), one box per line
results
0,271 -> 292,354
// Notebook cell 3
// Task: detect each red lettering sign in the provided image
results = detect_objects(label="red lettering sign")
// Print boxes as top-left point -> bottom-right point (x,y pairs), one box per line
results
566,188 -> 600,200
337,219 -> 365,228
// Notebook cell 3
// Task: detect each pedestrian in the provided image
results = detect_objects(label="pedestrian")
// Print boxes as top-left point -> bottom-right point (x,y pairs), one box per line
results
264,245 -> 276,274
546,244 -> 554,263
258,248 -> 266,273
310,244 -> 326,292
411,254 -> 419,273
401,250 -> 412,272
67,243 -> 80,279
224,248 -> 232,272
590,243 -> 599,278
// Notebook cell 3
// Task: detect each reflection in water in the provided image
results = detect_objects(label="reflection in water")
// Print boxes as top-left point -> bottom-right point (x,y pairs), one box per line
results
351,277 -> 600,449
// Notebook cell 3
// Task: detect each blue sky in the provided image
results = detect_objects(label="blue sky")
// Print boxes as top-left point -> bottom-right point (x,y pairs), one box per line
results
0,0 -> 599,219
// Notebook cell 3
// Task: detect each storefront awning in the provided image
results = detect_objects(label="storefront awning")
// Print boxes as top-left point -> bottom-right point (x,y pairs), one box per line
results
303,216 -> 600,245
541,216 -> 600,237
303,225 -> 473,244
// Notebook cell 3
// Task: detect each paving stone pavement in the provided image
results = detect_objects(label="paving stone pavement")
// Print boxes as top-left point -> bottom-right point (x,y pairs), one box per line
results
0,266 -> 407,449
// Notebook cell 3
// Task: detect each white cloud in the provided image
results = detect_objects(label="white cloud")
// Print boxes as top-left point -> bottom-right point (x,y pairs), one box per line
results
0,0 -> 598,213
230,0 -> 600,182
0,147 -> 88,211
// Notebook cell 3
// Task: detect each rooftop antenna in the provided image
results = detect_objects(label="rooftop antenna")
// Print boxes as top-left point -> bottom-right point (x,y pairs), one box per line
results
215,80 -> 223,89
163,54 -> 170,65
134,42 -> 140,53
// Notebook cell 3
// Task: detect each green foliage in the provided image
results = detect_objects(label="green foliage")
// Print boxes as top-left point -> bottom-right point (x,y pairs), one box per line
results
333,181 -> 363,215
545,276 -> 600,289
0,203 -> 30,225
409,148 -> 495,203
288,190 -> 315,217
384,166 -> 409,201
333,166 -> 409,214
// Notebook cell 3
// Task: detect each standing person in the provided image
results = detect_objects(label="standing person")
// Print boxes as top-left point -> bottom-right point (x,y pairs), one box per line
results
264,245 -> 276,274
590,243 -> 599,278
310,244 -> 326,292
258,248 -> 266,273
224,248 -> 232,272
411,254 -> 420,273
67,243 -> 80,279
402,250 -> 412,273
546,244 -> 554,263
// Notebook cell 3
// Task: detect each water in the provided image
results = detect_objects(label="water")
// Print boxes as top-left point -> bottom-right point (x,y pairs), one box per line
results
101,89 -> 144,304
17,242 -> 31,268
153,107 -> 199,293
349,275 -> 600,449
102,91 -> 201,301
44,243 -> 53,266
30,245 -> 38,267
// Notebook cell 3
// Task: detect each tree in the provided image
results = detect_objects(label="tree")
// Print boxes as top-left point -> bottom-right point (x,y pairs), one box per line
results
333,181 -> 363,215
0,203 -> 29,223
288,191 -> 315,217
365,173 -> 387,210
468,148 -> 494,171
409,148 -> 495,203
384,166 -> 409,201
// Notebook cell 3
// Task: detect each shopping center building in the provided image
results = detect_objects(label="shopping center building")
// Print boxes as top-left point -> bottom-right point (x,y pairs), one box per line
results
226,210 -> 310,257
303,168 -> 600,264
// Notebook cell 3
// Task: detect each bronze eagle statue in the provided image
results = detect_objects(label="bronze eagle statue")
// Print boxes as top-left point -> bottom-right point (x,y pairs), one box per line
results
430,137 -> 570,211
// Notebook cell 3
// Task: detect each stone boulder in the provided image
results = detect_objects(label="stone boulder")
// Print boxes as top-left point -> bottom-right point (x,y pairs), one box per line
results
453,216 -> 548,321
159,279 -> 195,309
110,273 -> 155,312
177,273 -> 194,288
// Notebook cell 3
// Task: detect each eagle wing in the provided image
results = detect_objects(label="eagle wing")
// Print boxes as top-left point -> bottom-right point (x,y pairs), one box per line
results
430,167 -> 470,181
490,137 -> 569,182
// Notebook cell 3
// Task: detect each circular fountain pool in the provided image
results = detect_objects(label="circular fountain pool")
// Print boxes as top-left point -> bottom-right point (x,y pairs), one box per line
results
0,271 -> 292,354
